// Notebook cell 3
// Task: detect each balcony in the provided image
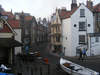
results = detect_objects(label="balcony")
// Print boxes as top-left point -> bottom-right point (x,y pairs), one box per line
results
52,42 -> 62,45
50,32 -> 61,36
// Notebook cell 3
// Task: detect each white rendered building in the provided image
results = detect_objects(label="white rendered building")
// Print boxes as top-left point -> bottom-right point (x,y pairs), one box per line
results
62,4 -> 94,56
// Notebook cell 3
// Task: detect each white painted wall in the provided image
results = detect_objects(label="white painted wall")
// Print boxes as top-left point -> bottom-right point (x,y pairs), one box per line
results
88,36 -> 100,56
62,18 -> 72,56
71,4 -> 93,56
62,4 -> 94,56
14,29 -> 22,55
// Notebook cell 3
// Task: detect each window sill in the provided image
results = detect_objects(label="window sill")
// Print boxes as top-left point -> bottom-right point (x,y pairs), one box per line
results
79,30 -> 86,31
79,43 -> 87,45
80,16 -> 85,17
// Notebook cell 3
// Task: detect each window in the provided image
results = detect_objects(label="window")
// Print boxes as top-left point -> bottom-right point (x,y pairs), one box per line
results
58,26 -> 60,32
88,24 -> 91,27
79,35 -> 85,44
66,37 -> 67,40
97,17 -> 100,21
79,22 -> 86,31
25,29 -> 29,35
80,9 -> 85,17
95,37 -> 99,42
1,16 -> 8,20
56,35 -> 60,42
74,24 -> 77,27
56,26 -> 57,32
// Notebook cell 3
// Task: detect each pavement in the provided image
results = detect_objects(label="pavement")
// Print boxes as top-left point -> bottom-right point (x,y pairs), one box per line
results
50,52 -> 100,73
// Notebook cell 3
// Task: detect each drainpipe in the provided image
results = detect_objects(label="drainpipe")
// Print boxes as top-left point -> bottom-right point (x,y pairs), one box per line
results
86,19 -> 88,49
90,36 -> 92,56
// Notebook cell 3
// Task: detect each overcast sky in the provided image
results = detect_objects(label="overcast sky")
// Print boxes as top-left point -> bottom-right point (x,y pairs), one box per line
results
0,0 -> 99,18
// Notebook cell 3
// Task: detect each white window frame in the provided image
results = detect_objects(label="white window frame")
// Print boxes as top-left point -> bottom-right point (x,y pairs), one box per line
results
80,9 -> 85,17
79,35 -> 86,44
79,22 -> 86,31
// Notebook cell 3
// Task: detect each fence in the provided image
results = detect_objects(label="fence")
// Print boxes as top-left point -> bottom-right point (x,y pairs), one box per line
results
14,54 -> 50,75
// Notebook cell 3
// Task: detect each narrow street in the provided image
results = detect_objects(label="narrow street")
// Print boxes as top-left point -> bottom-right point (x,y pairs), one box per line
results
0,0 -> 100,75
15,43 -> 68,75
34,42 -> 68,75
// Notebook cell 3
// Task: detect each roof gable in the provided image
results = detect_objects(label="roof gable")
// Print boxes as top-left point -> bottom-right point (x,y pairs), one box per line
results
71,3 -> 92,17
51,9 -> 61,24
0,18 -> 15,34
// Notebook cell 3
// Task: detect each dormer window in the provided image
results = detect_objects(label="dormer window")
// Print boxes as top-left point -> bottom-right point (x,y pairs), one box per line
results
80,9 -> 85,17
1,16 -> 8,20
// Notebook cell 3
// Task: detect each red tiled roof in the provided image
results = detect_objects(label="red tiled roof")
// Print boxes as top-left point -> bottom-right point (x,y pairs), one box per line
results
7,20 -> 20,29
59,7 -> 78,19
24,16 -> 33,21
93,3 -> 100,12
1,11 -> 15,19
59,10 -> 70,19
0,23 -> 12,33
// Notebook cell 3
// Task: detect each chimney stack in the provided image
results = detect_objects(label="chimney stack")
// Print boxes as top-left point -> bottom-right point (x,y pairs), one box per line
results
71,0 -> 77,10
86,0 -> 93,10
